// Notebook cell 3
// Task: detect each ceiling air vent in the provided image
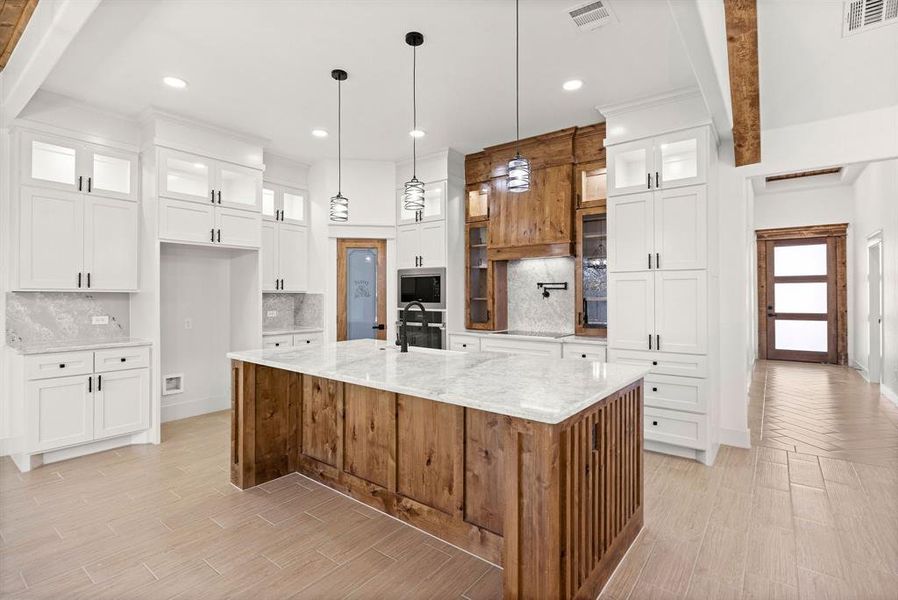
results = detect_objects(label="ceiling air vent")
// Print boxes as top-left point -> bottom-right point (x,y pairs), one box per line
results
843,0 -> 898,37
566,1 -> 616,32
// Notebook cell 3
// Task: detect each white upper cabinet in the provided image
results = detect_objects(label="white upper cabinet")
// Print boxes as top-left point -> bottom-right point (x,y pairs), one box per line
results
20,131 -> 138,201
607,128 -> 706,196
18,187 -> 84,290
158,148 -> 261,211
278,223 -> 308,292
653,186 -> 707,271
397,220 -> 446,269
263,182 -> 307,225
261,221 -> 278,291
158,197 -> 215,244
214,206 -> 261,248
397,180 -> 446,225
608,192 -> 653,272
397,224 -> 420,269
83,196 -> 139,291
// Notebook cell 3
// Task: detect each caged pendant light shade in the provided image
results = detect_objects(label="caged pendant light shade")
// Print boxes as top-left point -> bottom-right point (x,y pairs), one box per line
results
403,31 -> 426,212
507,0 -> 530,193
329,69 -> 350,222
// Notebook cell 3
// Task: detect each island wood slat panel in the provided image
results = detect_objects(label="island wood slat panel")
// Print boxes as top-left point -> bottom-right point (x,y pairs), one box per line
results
230,361 -> 643,599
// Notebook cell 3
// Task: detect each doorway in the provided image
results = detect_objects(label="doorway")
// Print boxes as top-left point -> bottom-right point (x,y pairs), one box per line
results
757,224 -> 848,364
337,239 -> 387,342
867,233 -> 884,382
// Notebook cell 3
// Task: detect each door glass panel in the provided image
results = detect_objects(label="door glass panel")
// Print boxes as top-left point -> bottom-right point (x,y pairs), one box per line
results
582,213 -> 608,329
613,147 -> 647,189
219,168 -> 257,206
774,244 -> 827,276
92,153 -> 131,194
775,320 -> 827,352
423,184 -> 443,218
166,157 -> 209,197
346,248 -> 378,340
32,140 -> 76,185
283,191 -> 304,222
774,282 -> 827,313
659,138 -> 697,183
262,188 -> 275,218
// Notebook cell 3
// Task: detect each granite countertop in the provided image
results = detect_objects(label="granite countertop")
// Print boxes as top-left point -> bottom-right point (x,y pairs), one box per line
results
228,339 -> 648,424
262,328 -> 325,336
10,338 -> 153,355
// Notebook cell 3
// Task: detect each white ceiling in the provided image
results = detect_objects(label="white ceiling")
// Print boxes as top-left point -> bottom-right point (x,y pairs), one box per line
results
40,0 -> 698,163
758,0 -> 898,130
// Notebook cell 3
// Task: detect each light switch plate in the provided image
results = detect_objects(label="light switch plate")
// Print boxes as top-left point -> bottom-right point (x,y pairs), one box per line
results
267,311 -> 277,318
91,315 -> 109,325
184,318 -> 192,330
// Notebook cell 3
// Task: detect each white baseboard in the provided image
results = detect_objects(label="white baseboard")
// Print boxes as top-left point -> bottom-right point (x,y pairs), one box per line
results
882,384 -> 898,408
719,427 -> 751,449
162,395 -> 229,423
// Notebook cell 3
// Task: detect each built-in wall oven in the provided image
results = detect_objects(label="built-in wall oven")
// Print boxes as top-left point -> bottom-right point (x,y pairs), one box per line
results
397,267 -> 446,349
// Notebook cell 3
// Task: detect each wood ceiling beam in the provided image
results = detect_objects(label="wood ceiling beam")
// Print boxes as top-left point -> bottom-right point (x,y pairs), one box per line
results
724,0 -> 761,166
0,0 -> 38,71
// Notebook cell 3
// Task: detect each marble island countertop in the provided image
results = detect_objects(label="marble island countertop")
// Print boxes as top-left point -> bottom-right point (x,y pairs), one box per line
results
9,338 -> 153,355
228,339 -> 647,424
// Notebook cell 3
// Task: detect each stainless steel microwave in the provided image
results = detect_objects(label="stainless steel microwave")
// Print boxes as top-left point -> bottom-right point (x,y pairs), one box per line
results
398,267 -> 446,310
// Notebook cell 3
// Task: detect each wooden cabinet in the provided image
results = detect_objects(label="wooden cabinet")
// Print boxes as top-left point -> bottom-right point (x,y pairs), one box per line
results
159,198 -> 261,249
575,161 -> 607,209
465,223 -> 507,330
261,220 -> 307,292
397,220 -> 446,268
344,384 -> 396,489
17,186 -> 138,291
608,185 -> 706,272
397,180 -> 446,225
575,207 -> 608,337
607,127 -> 706,196
94,368 -> 150,440
158,148 -> 261,211
19,131 -> 138,201
263,182 -> 306,225
302,376 -> 342,467
465,183 -> 490,222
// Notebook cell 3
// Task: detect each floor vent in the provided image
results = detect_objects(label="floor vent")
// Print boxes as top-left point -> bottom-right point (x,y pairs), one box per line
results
566,1 -> 616,32
843,0 -> 898,36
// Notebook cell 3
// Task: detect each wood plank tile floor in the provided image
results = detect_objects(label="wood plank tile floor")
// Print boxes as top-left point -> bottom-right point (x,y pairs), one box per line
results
2,360 -> 896,599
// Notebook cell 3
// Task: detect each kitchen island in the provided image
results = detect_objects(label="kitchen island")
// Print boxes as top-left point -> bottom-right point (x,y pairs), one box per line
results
228,339 -> 647,599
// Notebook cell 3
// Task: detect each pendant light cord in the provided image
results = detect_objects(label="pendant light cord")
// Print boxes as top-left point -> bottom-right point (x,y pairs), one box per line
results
515,0 -> 520,155
412,43 -> 417,177
337,78 -> 342,195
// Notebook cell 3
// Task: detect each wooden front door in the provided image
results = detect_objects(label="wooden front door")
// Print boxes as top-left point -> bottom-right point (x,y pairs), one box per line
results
337,239 -> 387,342
759,233 -> 843,363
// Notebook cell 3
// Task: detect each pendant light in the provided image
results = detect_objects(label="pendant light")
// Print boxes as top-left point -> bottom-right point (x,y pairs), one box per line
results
403,31 -> 426,212
329,68 -> 350,222
507,0 -> 530,193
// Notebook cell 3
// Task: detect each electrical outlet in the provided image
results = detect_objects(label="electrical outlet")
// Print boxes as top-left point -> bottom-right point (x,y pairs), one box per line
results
91,315 -> 109,325
184,318 -> 192,330
267,310 -> 277,318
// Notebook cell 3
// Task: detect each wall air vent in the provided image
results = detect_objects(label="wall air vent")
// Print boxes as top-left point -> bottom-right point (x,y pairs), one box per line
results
843,0 -> 898,36
566,1 -> 616,32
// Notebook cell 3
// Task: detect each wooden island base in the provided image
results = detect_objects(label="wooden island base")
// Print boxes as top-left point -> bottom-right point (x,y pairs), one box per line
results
231,360 -> 643,599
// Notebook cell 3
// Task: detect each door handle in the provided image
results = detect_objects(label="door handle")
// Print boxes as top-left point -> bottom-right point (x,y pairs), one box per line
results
767,313 -> 776,318
372,324 -> 385,330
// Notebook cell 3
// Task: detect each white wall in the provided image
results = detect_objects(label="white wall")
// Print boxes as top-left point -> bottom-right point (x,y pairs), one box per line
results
753,184 -> 854,231
851,159 -> 898,402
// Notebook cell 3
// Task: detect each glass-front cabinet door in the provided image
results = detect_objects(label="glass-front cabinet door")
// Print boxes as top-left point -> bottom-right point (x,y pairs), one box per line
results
262,187 -> 277,221
576,207 -> 608,336
575,161 -> 607,208
217,163 -> 261,211
466,224 -> 490,328
397,180 -> 446,224
281,188 -> 305,224
465,183 -> 489,222
21,132 -> 82,192
159,148 -> 214,203
607,138 -> 653,196
85,144 -> 138,201
654,128 -> 706,189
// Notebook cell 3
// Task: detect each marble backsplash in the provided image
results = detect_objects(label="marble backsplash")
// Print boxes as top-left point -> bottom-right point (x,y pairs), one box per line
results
262,293 -> 324,331
506,257 -> 575,335
6,292 -> 130,349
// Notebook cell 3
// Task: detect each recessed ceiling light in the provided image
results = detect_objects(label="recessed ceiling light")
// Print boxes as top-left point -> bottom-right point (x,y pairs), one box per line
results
311,129 -> 328,138
563,79 -> 583,91
409,129 -> 425,138
163,76 -> 188,89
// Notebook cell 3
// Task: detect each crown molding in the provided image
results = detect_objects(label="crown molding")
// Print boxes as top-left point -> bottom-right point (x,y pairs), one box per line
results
596,87 -> 704,119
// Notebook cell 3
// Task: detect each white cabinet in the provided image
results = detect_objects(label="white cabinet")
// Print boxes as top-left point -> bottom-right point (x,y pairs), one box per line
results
397,180 -> 446,225
20,131 -> 139,201
479,337 -> 562,358
262,221 -> 308,292
263,334 -> 292,349
398,220 -> 446,268
17,187 -> 138,291
262,332 -> 323,348
158,148 -> 261,211
26,375 -> 94,452
449,334 -> 481,353
263,182 -> 306,225
292,332 -> 323,346
215,206 -> 261,248
94,369 -> 150,440
607,127 -> 706,196
608,185 -> 706,272
608,272 -> 655,351
644,406 -> 707,450
158,198 -> 260,248
562,343 -> 607,361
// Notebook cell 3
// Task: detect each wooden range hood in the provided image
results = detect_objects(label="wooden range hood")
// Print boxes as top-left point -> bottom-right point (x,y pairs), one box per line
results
465,123 -> 605,260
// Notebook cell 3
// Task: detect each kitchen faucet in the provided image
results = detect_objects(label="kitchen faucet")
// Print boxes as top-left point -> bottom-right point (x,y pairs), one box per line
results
398,301 -> 427,353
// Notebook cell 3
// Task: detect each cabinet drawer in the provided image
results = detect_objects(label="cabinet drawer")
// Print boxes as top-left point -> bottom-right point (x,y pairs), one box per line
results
644,406 -> 707,450
94,346 -> 150,373
292,332 -> 324,347
606,349 -> 707,377
562,343 -> 607,361
263,334 -> 293,349
25,351 -> 93,380
644,374 -> 706,414
480,337 -> 562,358
449,334 -> 481,352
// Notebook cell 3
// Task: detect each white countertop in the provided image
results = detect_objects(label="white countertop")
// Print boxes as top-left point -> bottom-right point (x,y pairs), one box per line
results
228,339 -> 647,424
10,338 -> 152,355
262,328 -> 324,336
560,335 -> 608,346
450,331 -> 608,345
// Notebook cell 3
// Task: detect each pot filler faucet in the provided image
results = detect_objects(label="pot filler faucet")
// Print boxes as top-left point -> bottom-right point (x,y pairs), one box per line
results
397,301 -> 427,353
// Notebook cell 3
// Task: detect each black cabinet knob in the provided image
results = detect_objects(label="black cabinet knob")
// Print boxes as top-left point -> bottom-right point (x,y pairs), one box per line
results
120,357 -> 126,362
652,361 -> 658,366
652,421 -> 659,426
581,354 -> 587,358
59,364 -> 65,368
306,340 -> 311,344
652,387 -> 658,392
275,343 -> 280,347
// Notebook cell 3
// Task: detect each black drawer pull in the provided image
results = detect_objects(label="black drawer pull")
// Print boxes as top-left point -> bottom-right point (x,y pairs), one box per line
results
97,375 -> 102,391
652,420 -> 659,426
120,357 -> 127,362
306,340 -> 311,344
581,354 -> 587,358
652,361 -> 658,366
59,364 -> 65,369
274,342 -> 280,347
